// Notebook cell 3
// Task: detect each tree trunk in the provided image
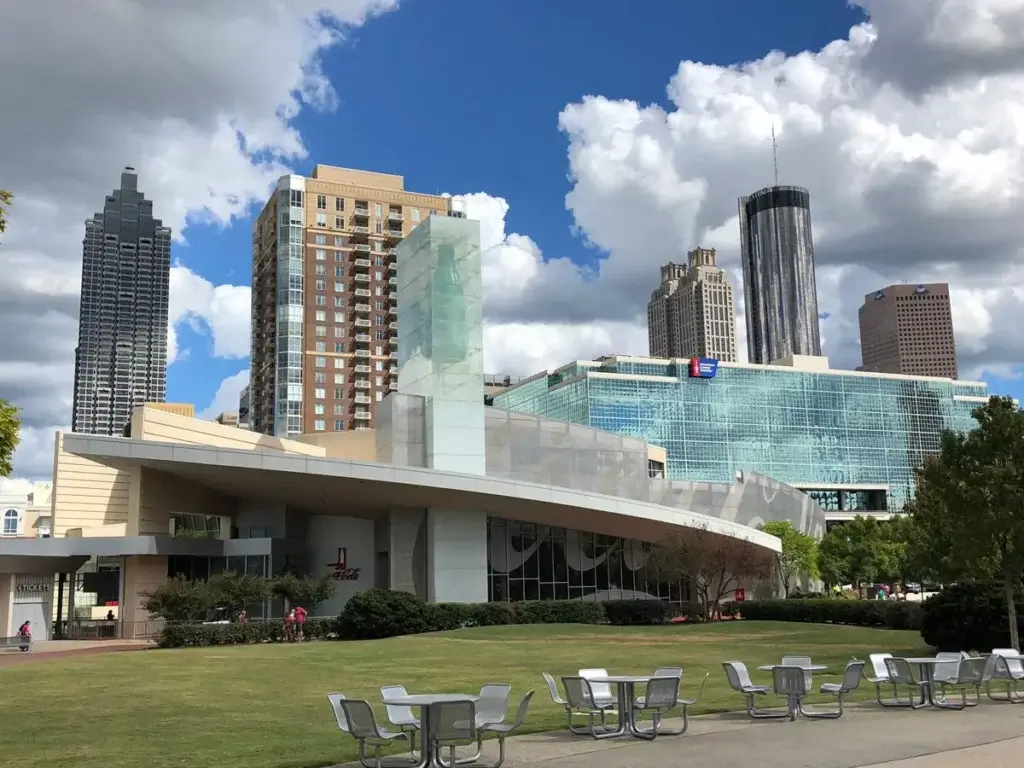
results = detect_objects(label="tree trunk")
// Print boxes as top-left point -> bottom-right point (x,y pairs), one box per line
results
1004,574 -> 1020,652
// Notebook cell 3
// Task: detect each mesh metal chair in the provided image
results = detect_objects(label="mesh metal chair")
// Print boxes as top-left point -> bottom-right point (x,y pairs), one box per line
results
882,658 -> 928,709
380,684 -> 420,755
933,656 -> 987,709
722,661 -> 785,719
477,690 -> 535,768
771,665 -> 807,721
543,672 -> 615,734
932,652 -> 963,685
865,653 -> 897,706
475,684 -> 511,728
562,676 -> 617,737
578,668 -> 615,705
328,694 -> 411,768
635,672 -> 709,736
781,655 -> 814,692
635,667 -> 683,707
430,700 -> 478,768
987,649 -> 1024,703
630,676 -> 679,740
810,660 -> 865,719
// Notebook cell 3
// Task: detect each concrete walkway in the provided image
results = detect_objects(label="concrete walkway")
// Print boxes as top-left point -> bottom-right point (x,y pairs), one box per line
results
333,703 -> 1024,768
0,639 -> 152,667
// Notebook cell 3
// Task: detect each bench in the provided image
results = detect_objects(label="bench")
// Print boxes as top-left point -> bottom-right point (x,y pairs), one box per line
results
0,636 -> 30,652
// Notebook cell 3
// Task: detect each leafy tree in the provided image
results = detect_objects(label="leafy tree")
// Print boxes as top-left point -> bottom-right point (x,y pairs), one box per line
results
271,573 -> 336,611
207,572 -> 271,615
0,189 -> 11,237
0,400 -> 20,478
760,521 -> 819,597
647,526 -> 774,620
816,515 -> 911,593
909,396 -> 1024,651
140,576 -> 210,621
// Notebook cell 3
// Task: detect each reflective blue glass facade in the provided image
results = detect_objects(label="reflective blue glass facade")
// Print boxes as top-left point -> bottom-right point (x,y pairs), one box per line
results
493,358 -> 988,510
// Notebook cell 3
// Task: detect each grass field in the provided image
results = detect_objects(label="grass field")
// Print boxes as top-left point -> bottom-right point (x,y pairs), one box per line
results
0,622 -> 929,768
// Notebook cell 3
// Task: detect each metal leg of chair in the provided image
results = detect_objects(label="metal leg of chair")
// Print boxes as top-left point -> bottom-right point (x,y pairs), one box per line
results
629,711 -> 659,740
642,704 -> 689,736
746,694 -> 789,720
932,684 -> 967,710
798,696 -> 842,720
477,735 -> 506,768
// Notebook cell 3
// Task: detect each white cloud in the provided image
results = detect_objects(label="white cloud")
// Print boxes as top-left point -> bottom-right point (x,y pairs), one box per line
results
476,0 -> 1024,383
0,0 -> 396,481
199,369 -> 251,421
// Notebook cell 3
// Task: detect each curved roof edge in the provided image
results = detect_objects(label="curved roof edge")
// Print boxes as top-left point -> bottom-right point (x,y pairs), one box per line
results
61,434 -> 782,554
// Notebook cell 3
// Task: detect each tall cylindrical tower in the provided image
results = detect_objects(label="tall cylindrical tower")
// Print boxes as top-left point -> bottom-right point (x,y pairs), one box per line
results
738,185 -> 821,364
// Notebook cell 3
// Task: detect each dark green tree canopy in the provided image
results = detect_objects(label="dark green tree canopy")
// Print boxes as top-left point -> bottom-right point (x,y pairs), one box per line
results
0,399 -> 20,478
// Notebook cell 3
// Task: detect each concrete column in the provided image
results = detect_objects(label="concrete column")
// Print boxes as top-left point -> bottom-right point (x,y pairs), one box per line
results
427,508 -> 488,603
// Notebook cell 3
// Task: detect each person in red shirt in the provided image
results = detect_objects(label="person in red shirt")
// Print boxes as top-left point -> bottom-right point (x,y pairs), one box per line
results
294,606 -> 308,641
283,609 -> 296,642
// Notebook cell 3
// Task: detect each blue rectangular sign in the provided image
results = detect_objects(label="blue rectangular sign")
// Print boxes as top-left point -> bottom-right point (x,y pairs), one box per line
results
689,357 -> 719,378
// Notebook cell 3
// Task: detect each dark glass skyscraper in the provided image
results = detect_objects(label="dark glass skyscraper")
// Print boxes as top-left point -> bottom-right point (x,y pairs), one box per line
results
72,167 -> 171,435
738,185 -> 821,364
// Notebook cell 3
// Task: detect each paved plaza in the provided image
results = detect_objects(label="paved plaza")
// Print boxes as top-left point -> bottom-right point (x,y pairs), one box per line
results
333,702 -> 1024,768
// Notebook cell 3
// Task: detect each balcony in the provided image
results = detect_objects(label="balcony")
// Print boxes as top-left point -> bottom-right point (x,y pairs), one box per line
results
389,349 -> 398,359
388,292 -> 397,301
353,208 -> 370,219
354,379 -> 371,389
388,322 -> 398,331
388,211 -> 403,222
354,288 -> 371,298
354,303 -> 371,313
354,364 -> 372,374
354,349 -> 371,359
386,229 -> 404,238
354,274 -> 370,283
389,337 -> 398,346
389,366 -> 398,375
354,258 -> 371,268
388,261 -> 397,272
354,394 -> 372,404
353,243 -> 371,253
351,226 -> 371,235
388,306 -> 397,315
354,318 -> 371,328
388,277 -> 398,286
355,333 -> 372,344
388,382 -> 399,391
354,411 -> 372,420
386,248 -> 397,256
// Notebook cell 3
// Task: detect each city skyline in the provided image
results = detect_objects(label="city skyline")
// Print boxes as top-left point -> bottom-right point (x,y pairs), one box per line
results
71,167 -> 171,436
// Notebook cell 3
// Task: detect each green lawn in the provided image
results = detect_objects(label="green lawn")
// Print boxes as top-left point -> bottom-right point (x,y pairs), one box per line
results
0,622 -> 929,768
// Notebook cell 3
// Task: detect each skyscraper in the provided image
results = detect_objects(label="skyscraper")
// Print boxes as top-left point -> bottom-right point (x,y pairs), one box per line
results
71,167 -> 171,436
646,247 -> 737,361
858,283 -> 958,378
248,165 -> 455,437
738,185 -> 821,364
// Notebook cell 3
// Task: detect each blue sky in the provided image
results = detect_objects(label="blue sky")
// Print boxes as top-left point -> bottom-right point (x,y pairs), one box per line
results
167,0 -> 1024,412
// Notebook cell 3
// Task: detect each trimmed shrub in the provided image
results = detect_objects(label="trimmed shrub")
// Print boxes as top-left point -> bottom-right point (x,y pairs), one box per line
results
603,600 -> 674,625
513,600 -> 605,625
919,581 -> 1024,652
156,616 -> 337,648
337,588 -> 430,640
740,598 -> 922,630
424,602 -> 474,631
469,602 -> 516,626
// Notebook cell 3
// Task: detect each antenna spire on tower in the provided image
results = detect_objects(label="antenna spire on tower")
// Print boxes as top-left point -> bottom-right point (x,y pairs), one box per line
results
771,124 -> 779,186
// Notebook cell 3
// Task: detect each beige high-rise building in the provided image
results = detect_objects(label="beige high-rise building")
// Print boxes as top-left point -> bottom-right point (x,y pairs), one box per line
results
249,166 -> 454,436
646,247 -> 738,361
858,282 -> 958,379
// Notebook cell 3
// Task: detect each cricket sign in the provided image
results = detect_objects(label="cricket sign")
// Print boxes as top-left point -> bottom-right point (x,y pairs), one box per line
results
327,547 -> 361,581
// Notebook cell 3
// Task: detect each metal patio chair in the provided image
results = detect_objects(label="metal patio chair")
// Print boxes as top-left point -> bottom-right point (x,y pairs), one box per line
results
561,676 -> 618,737
477,690 -> 535,768
328,694 -> 413,768
630,675 -> 679,740
380,684 -> 421,755
722,661 -> 786,719
865,653 -> 897,706
475,684 -> 512,728
987,649 -> 1024,703
933,656 -> 987,709
811,660 -> 865,719
771,665 -> 807,721
635,667 -> 683,707
781,655 -> 814,692
635,671 -> 709,736
578,668 -> 616,706
542,672 -> 616,733
430,700 -> 481,768
882,657 -> 929,709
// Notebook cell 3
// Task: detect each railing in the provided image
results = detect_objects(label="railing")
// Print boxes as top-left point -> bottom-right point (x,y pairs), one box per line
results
54,618 -> 165,641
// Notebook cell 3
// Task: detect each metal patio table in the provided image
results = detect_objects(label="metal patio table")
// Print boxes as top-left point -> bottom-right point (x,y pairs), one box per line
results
902,657 -> 955,706
381,693 -> 480,768
586,675 -> 674,740
758,664 -> 828,719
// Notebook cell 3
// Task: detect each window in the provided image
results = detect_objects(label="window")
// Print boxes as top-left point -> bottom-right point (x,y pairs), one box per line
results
315,372 -> 326,383
375,286 -> 383,296
375,203 -> 382,217
376,329 -> 386,340
335,197 -> 344,211
314,404 -> 325,415
375,270 -> 383,281
375,361 -> 384,371
315,264 -> 326,276
315,311 -> 326,322
334,281 -> 345,292
376,345 -> 384,355
316,194 -> 327,210
375,301 -> 385,310
315,249 -> 326,260
374,256 -> 385,266
411,208 -> 420,223
334,420 -> 346,431
315,234 -> 327,245
315,387 -> 326,399
314,420 -> 326,431
315,279 -> 326,291
334,327 -> 345,338
315,357 -> 327,368
334,296 -> 344,307
315,295 -> 326,306
335,217 -> 344,228
376,391 -> 384,402
315,326 -> 326,337
334,266 -> 344,277
333,236 -> 345,247
2,509 -> 18,535
375,315 -> 385,326
375,220 -> 383,234
375,376 -> 384,386
334,373 -> 345,384
334,312 -> 344,323
334,342 -> 345,353
334,388 -> 345,399
315,342 -> 326,352
334,358 -> 345,369
316,213 -> 327,227
373,240 -> 383,252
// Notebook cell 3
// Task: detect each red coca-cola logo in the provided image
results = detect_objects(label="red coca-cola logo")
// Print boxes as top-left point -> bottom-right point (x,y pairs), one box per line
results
327,547 -> 361,581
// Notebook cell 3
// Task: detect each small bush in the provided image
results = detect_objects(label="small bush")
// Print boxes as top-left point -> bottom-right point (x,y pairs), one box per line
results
337,588 -> 429,640
424,602 -> 474,631
469,602 -> 516,626
603,600 -> 673,625
919,581 -> 1024,652
157,616 -> 338,647
514,600 -> 605,625
740,598 -> 922,630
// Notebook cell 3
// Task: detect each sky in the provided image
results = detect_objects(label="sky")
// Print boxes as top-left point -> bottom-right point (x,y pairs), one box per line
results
3,0 -> 1024,490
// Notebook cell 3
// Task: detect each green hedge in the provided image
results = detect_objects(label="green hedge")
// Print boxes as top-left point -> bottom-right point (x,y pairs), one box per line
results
157,590 -> 690,647
919,581 -> 1024,652
739,598 -> 922,630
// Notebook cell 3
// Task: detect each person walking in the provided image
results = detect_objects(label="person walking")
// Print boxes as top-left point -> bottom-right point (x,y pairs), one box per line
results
294,605 -> 308,641
17,620 -> 31,652
283,609 -> 296,642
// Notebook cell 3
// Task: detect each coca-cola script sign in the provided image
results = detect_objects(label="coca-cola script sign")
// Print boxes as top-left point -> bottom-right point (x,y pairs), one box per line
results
327,547 -> 361,581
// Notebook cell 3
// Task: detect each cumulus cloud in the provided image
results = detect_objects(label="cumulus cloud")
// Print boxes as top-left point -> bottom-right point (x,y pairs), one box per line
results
0,0 -> 397,480
199,369 -> 251,421
478,0 -> 1024,384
